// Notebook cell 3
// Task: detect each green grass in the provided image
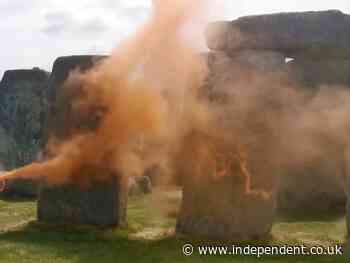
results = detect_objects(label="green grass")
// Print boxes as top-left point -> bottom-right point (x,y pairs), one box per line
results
0,189 -> 349,263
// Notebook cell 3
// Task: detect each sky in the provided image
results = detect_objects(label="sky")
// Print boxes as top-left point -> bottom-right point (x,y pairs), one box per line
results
0,0 -> 349,79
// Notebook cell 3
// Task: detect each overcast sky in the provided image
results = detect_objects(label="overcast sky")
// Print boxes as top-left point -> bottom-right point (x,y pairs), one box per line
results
0,0 -> 349,79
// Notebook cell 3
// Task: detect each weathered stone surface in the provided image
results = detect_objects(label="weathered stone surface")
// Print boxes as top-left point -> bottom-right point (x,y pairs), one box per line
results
201,51 -> 286,194
38,175 -> 128,226
202,52 -> 347,214
281,58 -> 349,213
205,50 -> 285,72
278,160 -> 346,213
177,189 -> 275,240
233,50 -> 286,72
38,55 -> 128,226
47,55 -> 107,140
287,58 -> 350,88
0,68 -> 49,89
201,51 -> 286,103
48,56 -> 106,102
176,131 -> 275,240
0,126 -> 15,168
0,68 -> 50,197
206,10 -> 350,59
0,124 -> 17,195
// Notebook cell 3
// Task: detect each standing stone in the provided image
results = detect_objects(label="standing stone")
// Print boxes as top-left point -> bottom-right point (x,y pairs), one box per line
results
46,55 -> 107,140
206,10 -> 350,59
38,55 -> 128,227
176,131 -> 275,240
203,51 -> 287,193
38,175 -> 128,226
279,58 -> 350,213
203,50 -> 348,215
0,68 -> 50,197
176,52 -> 283,240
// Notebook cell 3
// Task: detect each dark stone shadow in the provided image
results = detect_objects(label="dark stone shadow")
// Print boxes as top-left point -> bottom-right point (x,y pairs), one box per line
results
276,210 -> 345,223
0,222 -> 347,263
0,193 -> 36,203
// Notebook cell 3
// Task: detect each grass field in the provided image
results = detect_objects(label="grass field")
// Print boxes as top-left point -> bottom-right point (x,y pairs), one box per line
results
0,188 -> 349,263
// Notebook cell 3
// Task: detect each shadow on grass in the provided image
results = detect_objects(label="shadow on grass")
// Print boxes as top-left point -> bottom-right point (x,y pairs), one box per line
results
276,210 -> 345,223
0,222 -> 348,263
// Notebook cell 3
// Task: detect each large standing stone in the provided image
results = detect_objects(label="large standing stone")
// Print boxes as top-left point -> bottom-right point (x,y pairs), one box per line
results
201,51 -> 286,193
46,55 -> 107,140
279,58 -> 350,213
176,131 -> 275,240
206,10 -> 350,59
38,175 -> 128,226
202,51 -> 348,215
176,52 -> 283,240
38,55 -> 128,226
0,68 -> 50,197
